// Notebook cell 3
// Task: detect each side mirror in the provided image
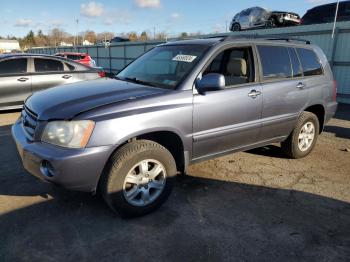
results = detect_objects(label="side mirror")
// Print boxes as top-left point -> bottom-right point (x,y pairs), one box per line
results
196,73 -> 225,94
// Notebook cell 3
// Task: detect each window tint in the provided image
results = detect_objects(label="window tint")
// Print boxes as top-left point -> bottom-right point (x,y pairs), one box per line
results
34,58 -> 64,72
204,47 -> 255,87
258,46 -> 292,79
0,58 -> 27,75
288,48 -> 302,77
296,48 -> 323,76
67,55 -> 84,60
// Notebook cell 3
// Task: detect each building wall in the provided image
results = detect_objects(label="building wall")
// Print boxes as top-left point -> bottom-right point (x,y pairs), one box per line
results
0,41 -> 20,52
29,21 -> 350,104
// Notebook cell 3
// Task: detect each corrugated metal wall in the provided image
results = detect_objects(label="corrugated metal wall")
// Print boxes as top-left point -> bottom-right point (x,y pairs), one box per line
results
29,21 -> 350,104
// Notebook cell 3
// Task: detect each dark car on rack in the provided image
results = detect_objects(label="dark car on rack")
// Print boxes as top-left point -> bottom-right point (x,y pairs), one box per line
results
301,1 -> 350,25
230,6 -> 300,31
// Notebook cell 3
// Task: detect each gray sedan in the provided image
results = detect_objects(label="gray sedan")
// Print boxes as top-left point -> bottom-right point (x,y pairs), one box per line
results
0,54 -> 104,110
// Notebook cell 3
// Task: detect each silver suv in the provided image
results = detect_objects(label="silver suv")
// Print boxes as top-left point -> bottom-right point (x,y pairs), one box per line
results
12,37 -> 337,217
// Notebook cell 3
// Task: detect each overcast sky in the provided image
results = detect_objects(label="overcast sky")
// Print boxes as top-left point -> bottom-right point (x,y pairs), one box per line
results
0,0 -> 337,37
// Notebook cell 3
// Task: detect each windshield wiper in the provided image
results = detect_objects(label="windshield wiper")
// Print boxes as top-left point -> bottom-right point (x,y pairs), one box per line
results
122,77 -> 159,87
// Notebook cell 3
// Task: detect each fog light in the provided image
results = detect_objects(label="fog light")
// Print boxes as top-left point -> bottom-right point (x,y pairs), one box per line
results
40,160 -> 55,178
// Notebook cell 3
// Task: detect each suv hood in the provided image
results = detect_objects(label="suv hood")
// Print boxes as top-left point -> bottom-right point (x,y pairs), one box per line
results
25,78 -> 167,120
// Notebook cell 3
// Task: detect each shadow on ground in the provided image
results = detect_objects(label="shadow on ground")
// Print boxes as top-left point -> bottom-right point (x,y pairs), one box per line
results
1,124 -> 350,262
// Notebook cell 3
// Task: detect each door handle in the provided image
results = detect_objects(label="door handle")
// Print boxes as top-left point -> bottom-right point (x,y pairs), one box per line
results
62,75 -> 72,79
248,89 -> 262,99
17,77 -> 29,82
296,82 -> 306,89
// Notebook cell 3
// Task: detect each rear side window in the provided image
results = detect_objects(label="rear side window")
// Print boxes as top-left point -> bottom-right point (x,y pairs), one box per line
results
0,58 -> 27,75
34,58 -> 64,72
296,48 -> 323,76
67,55 -> 84,60
258,45 -> 292,79
288,48 -> 302,77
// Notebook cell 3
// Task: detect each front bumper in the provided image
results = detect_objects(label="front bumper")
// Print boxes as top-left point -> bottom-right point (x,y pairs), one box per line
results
11,118 -> 115,192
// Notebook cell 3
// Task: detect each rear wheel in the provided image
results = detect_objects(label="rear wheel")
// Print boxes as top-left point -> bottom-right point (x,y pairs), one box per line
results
100,140 -> 177,217
232,23 -> 241,32
281,112 -> 320,159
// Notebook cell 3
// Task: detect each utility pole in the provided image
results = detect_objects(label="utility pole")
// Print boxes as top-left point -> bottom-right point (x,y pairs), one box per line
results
332,1 -> 340,39
153,27 -> 156,40
75,19 -> 79,46
226,20 -> 228,33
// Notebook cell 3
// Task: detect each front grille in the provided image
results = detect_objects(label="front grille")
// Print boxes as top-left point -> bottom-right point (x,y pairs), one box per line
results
22,105 -> 38,141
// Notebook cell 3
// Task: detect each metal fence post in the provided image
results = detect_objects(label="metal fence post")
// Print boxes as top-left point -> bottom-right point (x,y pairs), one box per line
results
330,27 -> 340,69
96,46 -> 99,67
124,43 -> 127,68
109,44 -> 112,73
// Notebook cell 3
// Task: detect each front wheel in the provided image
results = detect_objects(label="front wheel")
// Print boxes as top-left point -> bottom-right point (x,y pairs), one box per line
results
281,112 -> 320,159
100,140 -> 177,217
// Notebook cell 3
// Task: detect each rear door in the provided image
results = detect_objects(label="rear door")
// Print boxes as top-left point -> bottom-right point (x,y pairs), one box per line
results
0,57 -> 31,108
257,45 -> 309,141
31,57 -> 76,93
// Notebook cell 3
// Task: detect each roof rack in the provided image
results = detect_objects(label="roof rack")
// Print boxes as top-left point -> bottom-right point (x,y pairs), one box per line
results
204,34 -> 311,45
265,38 -> 311,45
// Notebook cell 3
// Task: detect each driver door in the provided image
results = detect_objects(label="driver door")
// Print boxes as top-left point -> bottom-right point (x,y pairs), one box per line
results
192,46 -> 263,160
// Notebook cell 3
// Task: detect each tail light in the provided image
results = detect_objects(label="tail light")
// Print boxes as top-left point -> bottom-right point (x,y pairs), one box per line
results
98,71 -> 106,78
333,80 -> 337,102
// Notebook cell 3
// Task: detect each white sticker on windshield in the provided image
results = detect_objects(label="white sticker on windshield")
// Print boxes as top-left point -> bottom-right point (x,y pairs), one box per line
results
172,54 -> 197,63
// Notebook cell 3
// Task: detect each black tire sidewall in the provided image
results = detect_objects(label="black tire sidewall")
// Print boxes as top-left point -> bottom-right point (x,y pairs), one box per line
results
233,23 -> 241,31
104,141 -> 177,217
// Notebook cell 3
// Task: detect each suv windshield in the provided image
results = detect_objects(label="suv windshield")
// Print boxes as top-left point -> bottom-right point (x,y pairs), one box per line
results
117,44 -> 209,89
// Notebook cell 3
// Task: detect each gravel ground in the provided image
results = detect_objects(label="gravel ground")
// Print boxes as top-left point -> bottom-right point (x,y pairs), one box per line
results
0,105 -> 349,262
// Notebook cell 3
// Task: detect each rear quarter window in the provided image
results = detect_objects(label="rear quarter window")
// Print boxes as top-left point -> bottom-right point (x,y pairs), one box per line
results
296,48 -> 323,76
257,45 -> 292,80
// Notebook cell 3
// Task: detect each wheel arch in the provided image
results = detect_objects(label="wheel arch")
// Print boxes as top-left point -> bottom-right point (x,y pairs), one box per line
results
303,104 -> 325,133
104,129 -> 186,176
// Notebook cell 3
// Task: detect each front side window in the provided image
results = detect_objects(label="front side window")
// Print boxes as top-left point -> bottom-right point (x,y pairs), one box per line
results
117,45 -> 209,89
34,58 -> 64,72
258,45 -> 292,80
203,47 -> 255,87
0,58 -> 27,75
296,48 -> 323,76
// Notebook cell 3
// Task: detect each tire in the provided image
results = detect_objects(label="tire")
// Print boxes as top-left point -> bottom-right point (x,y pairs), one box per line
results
281,112 -> 320,159
100,140 -> 177,218
232,23 -> 241,32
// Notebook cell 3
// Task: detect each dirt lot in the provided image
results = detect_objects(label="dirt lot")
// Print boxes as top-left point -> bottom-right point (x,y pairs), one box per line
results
0,105 -> 350,262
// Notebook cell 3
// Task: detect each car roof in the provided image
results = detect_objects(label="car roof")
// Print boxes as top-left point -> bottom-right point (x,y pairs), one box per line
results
0,53 -> 62,59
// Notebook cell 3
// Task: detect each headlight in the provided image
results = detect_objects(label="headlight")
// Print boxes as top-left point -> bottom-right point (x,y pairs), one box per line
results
41,120 -> 95,148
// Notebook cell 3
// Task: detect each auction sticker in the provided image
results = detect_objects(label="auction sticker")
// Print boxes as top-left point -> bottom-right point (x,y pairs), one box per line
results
172,54 -> 197,63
